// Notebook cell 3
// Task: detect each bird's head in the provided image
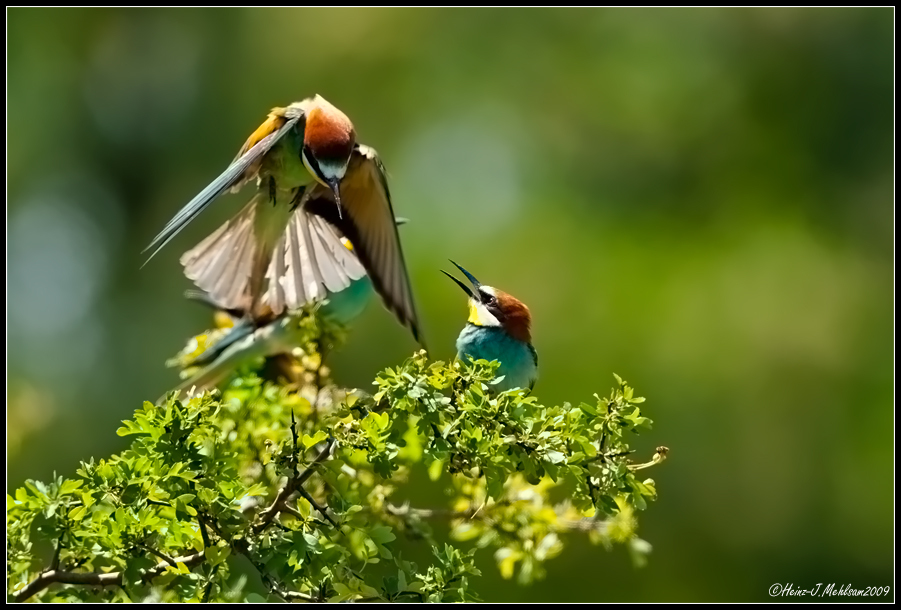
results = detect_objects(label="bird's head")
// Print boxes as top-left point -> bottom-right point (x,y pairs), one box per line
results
442,260 -> 532,344
300,94 -> 356,208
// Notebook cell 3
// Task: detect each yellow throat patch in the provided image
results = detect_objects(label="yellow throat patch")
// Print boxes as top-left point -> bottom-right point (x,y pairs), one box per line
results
468,301 -> 489,326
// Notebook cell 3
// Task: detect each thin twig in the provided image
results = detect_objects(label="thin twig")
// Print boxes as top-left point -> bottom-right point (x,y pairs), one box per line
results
295,488 -> 338,528
386,502 -> 609,534
290,409 -> 300,479
628,445 -> 669,471
558,518 -> 611,533
197,513 -> 212,549
201,578 -> 215,603
50,531 -> 64,571
280,504 -> 306,522
283,590 -> 317,601
139,544 -> 178,568
386,503 -> 484,521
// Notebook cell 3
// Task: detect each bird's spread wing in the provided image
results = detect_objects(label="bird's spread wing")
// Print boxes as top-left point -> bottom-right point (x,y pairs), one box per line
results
320,145 -> 423,344
179,196 -> 260,313
180,191 -> 368,318
143,110 -> 302,264
265,196 -> 367,314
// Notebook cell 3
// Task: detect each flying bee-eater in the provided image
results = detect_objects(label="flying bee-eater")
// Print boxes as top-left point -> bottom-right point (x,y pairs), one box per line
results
144,94 -> 423,346
442,261 -> 538,392
165,218 -> 410,399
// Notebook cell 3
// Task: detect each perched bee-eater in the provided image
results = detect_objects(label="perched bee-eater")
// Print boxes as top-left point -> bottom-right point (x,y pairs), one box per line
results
167,219 -> 410,397
442,261 -> 538,392
144,94 -> 423,345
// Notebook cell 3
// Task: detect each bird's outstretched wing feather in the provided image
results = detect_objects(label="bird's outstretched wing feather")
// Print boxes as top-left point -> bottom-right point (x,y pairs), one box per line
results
265,198 -> 367,314
180,197 -> 259,314
181,191 -> 368,317
317,144 -> 424,345
143,112 -> 302,264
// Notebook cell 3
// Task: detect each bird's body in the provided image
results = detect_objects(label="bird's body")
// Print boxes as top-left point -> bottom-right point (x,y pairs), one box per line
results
145,95 -> 423,345
443,261 -> 538,392
455,324 -> 538,393
165,221 -> 410,399
167,281 -> 373,398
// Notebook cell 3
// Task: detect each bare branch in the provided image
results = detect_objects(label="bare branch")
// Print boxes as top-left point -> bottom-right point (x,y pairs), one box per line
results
283,590 -> 317,601
139,544 -> 178,568
13,551 -> 205,602
14,569 -> 122,602
143,551 -> 206,581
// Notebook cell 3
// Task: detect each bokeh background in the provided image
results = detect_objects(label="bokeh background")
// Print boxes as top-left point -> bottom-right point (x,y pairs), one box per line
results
7,7 -> 893,602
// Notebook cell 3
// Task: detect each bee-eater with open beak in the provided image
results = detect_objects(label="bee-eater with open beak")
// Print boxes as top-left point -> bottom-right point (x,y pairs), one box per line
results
442,261 -> 538,392
144,94 -> 423,346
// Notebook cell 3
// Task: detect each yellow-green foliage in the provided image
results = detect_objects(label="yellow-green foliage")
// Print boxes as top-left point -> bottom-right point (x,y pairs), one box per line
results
7,318 -> 664,603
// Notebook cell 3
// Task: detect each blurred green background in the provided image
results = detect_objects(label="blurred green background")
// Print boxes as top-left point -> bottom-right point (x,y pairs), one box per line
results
7,7 -> 893,602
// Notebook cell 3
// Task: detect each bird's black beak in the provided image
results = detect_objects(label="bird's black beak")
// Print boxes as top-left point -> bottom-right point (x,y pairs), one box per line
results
450,260 -> 481,291
327,177 -> 343,220
441,260 -> 481,299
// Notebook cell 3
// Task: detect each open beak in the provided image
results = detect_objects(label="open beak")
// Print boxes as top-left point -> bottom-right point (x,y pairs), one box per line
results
327,177 -> 343,220
441,260 -> 481,299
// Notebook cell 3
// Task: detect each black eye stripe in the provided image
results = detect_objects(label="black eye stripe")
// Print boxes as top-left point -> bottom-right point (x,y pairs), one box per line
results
303,145 -> 325,181
479,290 -> 498,307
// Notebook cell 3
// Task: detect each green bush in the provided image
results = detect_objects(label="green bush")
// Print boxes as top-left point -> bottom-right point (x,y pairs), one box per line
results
7,313 -> 666,602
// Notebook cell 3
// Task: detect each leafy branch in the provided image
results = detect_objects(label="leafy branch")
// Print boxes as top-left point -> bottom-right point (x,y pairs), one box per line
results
7,314 -> 666,602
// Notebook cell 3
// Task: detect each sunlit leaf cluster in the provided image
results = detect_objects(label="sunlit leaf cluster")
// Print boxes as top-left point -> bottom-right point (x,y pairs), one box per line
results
7,316 -> 664,602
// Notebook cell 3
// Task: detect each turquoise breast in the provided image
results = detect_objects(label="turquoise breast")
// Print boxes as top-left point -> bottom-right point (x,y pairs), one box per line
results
321,276 -> 374,326
455,324 -> 538,392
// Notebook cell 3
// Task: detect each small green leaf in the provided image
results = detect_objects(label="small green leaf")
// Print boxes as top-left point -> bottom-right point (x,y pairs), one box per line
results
204,544 -> 231,566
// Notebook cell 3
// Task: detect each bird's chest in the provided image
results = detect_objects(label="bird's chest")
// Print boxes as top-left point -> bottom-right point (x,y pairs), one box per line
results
456,325 -> 537,390
259,133 -> 317,190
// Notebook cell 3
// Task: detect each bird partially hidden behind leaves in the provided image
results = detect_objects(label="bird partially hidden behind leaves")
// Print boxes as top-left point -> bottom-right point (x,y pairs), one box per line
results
442,261 -> 538,393
164,219 -> 410,401
144,94 -> 424,347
